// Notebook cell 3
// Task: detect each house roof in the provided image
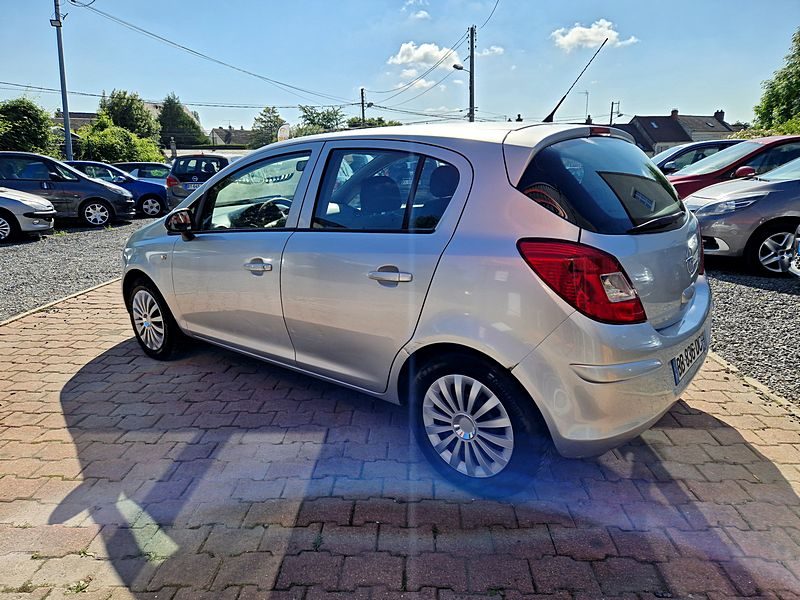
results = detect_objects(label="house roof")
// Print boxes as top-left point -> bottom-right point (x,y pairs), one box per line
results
677,115 -> 733,134
612,123 -> 655,153
629,116 -> 692,144
210,127 -> 254,145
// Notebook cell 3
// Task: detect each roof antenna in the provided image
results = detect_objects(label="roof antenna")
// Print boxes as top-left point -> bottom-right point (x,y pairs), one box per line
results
543,38 -> 608,123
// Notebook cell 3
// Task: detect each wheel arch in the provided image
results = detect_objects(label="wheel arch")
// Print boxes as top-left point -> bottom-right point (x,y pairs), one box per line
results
122,269 -> 157,311
746,216 -> 800,249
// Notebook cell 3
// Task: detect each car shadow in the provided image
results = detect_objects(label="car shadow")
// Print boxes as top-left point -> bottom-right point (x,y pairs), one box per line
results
49,338 -> 800,597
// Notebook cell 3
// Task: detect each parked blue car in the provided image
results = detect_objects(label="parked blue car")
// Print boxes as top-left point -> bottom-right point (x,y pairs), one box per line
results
66,161 -> 170,217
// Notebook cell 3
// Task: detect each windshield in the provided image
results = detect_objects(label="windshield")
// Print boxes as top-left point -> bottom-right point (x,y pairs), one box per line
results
760,155 -> 800,181
675,141 -> 761,175
652,145 -> 686,164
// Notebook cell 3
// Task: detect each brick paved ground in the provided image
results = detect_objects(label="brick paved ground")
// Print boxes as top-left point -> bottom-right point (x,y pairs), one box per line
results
1,282 -> 799,599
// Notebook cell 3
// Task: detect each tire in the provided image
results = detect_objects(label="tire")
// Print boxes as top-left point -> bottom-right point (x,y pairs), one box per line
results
126,282 -> 183,360
138,195 -> 165,217
410,353 -> 548,496
746,222 -> 799,276
0,211 -> 19,243
80,199 -> 113,227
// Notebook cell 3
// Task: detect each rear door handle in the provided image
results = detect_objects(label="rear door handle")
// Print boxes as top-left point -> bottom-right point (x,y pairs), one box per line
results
41,181 -> 50,189
244,261 -> 273,272
368,270 -> 413,283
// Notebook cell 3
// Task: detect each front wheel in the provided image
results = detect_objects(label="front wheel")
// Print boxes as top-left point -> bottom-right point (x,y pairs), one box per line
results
0,211 -> 19,242
138,195 -> 165,217
410,353 -> 548,496
747,223 -> 798,276
127,283 -> 183,359
80,200 -> 112,227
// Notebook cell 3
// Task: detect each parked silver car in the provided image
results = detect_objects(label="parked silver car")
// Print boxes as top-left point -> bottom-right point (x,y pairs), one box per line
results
0,186 -> 56,242
685,156 -> 800,275
122,123 -> 711,492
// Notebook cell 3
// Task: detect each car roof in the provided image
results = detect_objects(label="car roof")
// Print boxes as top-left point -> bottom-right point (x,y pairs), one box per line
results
174,154 -> 228,160
752,135 -> 800,145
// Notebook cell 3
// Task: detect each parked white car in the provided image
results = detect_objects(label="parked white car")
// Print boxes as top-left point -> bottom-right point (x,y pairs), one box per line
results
122,122 -> 711,493
0,186 -> 56,242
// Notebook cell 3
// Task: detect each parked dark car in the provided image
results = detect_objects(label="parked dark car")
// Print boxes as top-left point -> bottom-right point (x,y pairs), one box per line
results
668,136 -> 800,198
0,152 -> 134,226
113,162 -> 171,185
652,139 -> 743,174
166,154 -> 229,207
67,160 -> 170,217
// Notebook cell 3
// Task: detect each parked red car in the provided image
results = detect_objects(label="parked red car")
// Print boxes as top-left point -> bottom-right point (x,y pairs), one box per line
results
668,136 -> 800,199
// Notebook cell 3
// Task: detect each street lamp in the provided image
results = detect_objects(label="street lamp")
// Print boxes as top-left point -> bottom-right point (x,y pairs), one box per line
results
452,62 -> 474,122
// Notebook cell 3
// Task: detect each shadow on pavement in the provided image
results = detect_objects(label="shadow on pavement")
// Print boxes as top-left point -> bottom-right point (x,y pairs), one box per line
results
49,338 -> 800,597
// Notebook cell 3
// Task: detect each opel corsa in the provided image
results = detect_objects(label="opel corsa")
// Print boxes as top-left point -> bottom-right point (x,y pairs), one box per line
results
122,123 -> 711,492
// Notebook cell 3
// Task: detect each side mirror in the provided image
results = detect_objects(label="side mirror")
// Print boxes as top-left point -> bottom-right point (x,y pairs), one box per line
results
661,161 -> 678,174
112,175 -> 127,184
734,166 -> 756,179
165,208 -> 195,240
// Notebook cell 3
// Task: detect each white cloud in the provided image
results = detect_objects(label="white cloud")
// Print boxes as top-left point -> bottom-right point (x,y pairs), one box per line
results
412,79 -> 436,89
550,19 -> 639,52
452,79 -> 464,85
400,68 -> 419,78
438,85 -> 447,91
411,10 -> 430,20
478,45 -> 504,57
510,64 -> 517,71
387,41 -> 459,69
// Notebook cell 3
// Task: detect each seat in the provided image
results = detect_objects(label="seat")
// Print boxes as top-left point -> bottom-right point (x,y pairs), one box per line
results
19,162 -> 51,180
359,175 -> 403,229
410,165 -> 459,229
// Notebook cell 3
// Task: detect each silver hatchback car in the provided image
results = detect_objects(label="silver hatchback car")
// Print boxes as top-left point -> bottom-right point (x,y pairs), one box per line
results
122,123 -> 711,492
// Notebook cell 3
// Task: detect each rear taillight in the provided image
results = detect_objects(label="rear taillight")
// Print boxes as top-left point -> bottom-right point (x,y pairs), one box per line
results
518,239 -> 646,325
166,175 -> 180,188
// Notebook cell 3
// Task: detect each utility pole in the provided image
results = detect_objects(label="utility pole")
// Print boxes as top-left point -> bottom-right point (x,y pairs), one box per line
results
609,100 -> 621,125
51,0 -> 73,160
468,25 -> 476,123
360,87 -> 366,127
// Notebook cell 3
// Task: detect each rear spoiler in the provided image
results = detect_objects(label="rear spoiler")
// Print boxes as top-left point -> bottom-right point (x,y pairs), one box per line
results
502,125 -> 635,188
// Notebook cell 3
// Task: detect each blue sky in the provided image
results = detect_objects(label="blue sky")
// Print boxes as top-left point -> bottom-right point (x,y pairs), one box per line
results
3,0 -> 798,131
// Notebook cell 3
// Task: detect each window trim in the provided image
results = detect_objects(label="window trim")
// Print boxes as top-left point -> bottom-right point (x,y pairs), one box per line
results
308,147 -> 456,234
191,149 -> 314,235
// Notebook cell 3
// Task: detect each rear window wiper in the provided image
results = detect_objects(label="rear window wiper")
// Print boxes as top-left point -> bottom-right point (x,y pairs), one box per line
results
627,211 -> 686,234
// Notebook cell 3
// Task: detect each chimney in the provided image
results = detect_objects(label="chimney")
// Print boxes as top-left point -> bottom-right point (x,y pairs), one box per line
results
585,115 -> 593,125
714,109 -> 725,123
670,109 -> 679,119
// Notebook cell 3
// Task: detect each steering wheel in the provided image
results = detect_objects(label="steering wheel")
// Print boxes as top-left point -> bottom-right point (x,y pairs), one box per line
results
237,197 -> 292,228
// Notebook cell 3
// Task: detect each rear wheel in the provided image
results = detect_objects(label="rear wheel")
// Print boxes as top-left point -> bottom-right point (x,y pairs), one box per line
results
80,200 -> 112,227
0,211 -> 19,242
410,353 -> 548,496
126,282 -> 183,359
746,222 -> 798,276
138,195 -> 165,217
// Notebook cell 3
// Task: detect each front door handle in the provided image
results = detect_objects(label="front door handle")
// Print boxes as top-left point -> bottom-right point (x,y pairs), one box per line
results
368,270 -> 413,283
41,181 -> 50,190
243,261 -> 273,273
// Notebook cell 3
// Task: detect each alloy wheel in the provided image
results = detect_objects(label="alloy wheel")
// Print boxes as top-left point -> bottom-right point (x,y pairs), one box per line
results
84,203 -> 110,226
141,197 -> 162,216
422,374 -> 514,478
0,216 -> 11,241
131,289 -> 165,351
758,231 -> 795,273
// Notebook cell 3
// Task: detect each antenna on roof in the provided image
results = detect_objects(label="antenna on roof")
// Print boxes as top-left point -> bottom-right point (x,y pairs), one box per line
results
542,38 -> 608,123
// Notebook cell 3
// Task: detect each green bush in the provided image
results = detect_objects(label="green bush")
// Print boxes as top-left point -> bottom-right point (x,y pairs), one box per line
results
0,97 -> 56,154
78,113 -> 164,163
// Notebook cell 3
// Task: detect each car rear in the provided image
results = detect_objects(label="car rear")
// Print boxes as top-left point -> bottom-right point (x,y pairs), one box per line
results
500,126 -> 711,456
166,155 -> 229,208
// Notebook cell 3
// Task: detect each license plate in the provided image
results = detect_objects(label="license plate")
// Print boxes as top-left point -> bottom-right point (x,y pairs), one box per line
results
183,183 -> 201,190
671,333 -> 706,385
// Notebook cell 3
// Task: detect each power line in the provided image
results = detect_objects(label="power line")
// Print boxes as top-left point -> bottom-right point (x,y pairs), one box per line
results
387,68 -> 458,108
479,0 -> 500,28
66,0 -> 354,105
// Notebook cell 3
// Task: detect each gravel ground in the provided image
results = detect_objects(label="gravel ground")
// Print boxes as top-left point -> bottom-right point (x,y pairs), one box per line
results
706,258 -> 800,403
0,219 -> 155,322
1,224 -> 798,401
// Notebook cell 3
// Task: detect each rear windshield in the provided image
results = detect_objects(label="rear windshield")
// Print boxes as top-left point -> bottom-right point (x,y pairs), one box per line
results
517,136 -> 683,234
675,140 -> 760,175
173,157 -> 226,176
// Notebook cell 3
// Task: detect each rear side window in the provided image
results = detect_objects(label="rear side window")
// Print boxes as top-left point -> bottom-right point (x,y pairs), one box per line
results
139,165 -> 170,178
517,137 -> 683,234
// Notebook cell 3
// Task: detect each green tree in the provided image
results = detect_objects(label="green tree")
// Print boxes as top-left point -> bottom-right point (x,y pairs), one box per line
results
346,116 -> 403,129
250,106 -> 286,148
100,90 -> 161,140
754,28 -> 800,128
158,93 -> 208,146
298,105 -> 345,131
78,113 -> 163,163
0,97 -> 55,154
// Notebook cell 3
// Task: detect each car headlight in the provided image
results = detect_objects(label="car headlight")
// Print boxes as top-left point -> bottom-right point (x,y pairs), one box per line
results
694,193 -> 768,216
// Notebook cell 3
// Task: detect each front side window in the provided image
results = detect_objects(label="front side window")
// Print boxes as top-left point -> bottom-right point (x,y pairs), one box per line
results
199,152 -> 310,231
313,149 -> 458,231
744,142 -> 800,175
83,165 -> 115,181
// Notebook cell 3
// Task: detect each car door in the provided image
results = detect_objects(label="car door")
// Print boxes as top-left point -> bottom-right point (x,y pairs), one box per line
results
0,156 -> 64,210
170,144 -> 321,362
281,141 -> 472,392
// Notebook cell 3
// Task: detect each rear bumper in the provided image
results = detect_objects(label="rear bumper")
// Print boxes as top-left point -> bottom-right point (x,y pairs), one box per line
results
512,276 -> 712,458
